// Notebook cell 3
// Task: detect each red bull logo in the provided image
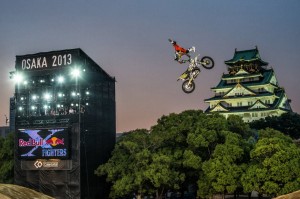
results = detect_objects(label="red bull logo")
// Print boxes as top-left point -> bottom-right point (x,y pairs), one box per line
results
46,137 -> 64,146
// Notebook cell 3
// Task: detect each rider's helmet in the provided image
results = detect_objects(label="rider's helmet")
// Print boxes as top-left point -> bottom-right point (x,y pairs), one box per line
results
168,38 -> 176,45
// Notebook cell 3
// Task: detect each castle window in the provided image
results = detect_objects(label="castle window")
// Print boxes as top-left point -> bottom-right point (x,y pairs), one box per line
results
261,112 -> 268,117
258,88 -> 264,92
237,102 -> 242,107
252,113 -> 258,117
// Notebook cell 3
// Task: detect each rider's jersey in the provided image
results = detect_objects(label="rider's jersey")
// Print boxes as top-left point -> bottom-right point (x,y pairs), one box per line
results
173,43 -> 188,54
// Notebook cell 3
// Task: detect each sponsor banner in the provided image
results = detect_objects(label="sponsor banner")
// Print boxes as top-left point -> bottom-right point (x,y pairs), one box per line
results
21,159 -> 72,170
17,128 -> 70,160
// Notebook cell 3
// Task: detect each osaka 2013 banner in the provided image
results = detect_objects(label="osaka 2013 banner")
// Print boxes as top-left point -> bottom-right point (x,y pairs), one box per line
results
17,128 -> 70,159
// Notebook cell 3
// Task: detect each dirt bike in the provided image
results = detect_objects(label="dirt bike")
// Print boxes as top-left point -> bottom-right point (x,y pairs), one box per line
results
177,54 -> 214,93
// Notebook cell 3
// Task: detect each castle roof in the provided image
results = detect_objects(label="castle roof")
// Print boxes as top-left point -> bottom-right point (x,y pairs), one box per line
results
212,69 -> 275,90
204,90 -> 275,102
224,47 -> 268,66
205,89 -> 289,113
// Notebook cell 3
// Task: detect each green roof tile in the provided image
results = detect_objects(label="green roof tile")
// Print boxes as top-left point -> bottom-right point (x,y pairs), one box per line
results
225,47 -> 268,66
212,69 -> 274,89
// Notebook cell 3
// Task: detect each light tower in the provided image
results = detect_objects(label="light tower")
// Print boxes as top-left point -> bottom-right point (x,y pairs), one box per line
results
13,48 -> 116,199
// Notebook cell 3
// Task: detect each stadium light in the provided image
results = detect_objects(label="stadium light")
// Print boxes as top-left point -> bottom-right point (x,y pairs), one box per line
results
71,68 -> 81,78
32,95 -> 38,100
57,76 -> 64,83
14,73 -> 23,83
44,93 -> 51,100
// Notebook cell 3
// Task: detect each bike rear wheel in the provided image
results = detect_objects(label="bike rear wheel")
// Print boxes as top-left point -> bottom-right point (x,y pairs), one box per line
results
182,80 -> 195,94
199,56 -> 214,69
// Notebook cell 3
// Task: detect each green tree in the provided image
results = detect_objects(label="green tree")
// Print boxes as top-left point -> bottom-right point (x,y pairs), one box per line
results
95,129 -> 152,199
96,127 -> 187,199
201,132 -> 246,199
241,128 -> 300,197
0,133 -> 14,183
249,112 -> 300,139
150,110 -> 205,197
227,115 -> 252,138
96,110 -> 256,198
143,151 -> 185,199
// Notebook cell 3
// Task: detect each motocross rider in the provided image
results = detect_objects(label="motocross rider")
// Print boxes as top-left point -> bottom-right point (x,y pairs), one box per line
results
168,38 -> 195,64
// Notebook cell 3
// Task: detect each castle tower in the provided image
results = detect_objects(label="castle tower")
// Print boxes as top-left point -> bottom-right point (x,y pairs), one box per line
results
205,47 -> 292,122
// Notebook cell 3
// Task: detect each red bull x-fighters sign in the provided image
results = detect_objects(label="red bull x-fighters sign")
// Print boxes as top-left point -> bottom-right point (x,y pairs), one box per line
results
17,128 -> 70,159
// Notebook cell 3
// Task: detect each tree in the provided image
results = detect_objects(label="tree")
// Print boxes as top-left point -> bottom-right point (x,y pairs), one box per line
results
96,127 -> 187,199
95,129 -> 152,199
96,110 -> 259,198
241,128 -> 300,197
227,115 -> 252,138
203,132 -> 246,198
0,133 -> 14,183
249,112 -> 300,140
150,110 -> 205,197
151,111 -> 252,198
143,151 -> 185,199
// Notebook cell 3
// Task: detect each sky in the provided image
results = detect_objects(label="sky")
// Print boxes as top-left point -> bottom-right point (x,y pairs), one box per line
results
0,0 -> 300,133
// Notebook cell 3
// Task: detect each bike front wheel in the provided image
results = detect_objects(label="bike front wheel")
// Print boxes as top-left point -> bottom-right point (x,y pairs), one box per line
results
182,80 -> 195,94
199,56 -> 214,69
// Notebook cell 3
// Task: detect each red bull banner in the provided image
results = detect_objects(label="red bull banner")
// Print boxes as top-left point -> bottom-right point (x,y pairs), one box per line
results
17,128 -> 70,159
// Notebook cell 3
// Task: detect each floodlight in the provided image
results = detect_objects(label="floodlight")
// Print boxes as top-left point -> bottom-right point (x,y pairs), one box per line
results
32,95 -> 38,100
31,106 -> 36,110
71,92 -> 76,96
71,68 -> 81,78
86,91 -> 90,95
57,76 -> 64,83
14,73 -> 23,83
18,107 -> 23,111
44,93 -> 51,100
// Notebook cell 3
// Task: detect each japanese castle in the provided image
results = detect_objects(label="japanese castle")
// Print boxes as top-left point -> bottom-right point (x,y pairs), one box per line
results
205,47 -> 292,122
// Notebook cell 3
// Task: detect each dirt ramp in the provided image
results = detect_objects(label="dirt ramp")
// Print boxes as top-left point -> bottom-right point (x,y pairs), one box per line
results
274,190 -> 300,199
0,184 -> 54,199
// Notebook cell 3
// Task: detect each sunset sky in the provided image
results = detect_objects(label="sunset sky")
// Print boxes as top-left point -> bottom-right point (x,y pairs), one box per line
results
1,0 -> 300,132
